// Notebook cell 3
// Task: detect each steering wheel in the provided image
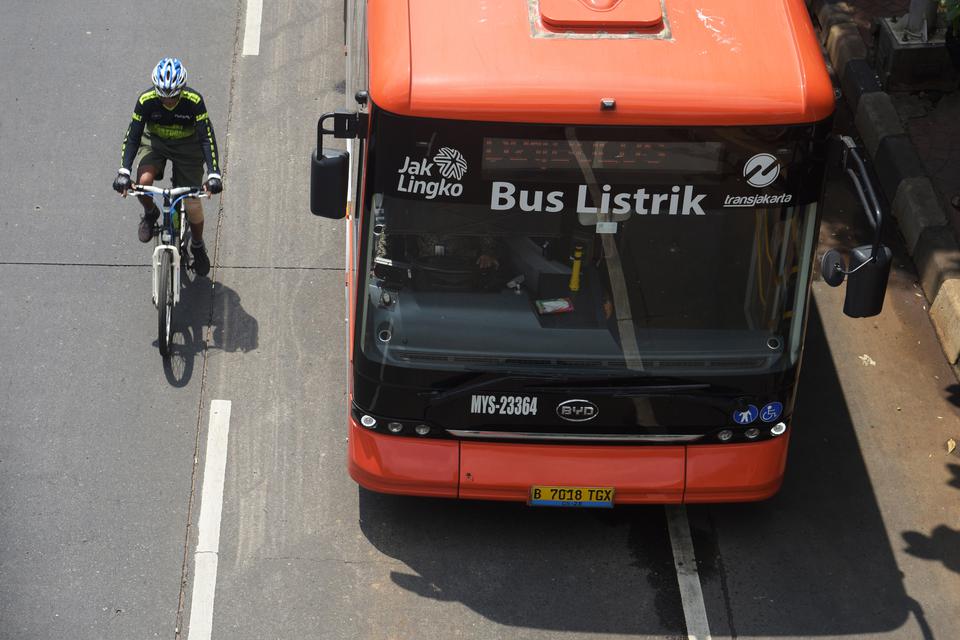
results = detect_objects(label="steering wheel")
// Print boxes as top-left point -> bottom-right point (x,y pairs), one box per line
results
413,254 -> 480,274
412,254 -> 496,290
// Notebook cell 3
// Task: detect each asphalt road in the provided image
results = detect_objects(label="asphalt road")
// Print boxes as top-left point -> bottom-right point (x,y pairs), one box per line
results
1,2 -> 958,639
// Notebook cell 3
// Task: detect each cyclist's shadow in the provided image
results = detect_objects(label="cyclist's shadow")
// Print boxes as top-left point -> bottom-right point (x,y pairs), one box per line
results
161,272 -> 259,386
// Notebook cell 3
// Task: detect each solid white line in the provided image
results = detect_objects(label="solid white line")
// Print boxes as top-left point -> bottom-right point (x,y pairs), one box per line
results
242,0 -> 263,56
186,400 -> 232,640
666,505 -> 713,640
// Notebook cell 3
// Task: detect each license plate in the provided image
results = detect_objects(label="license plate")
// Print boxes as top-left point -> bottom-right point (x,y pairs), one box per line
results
529,486 -> 615,508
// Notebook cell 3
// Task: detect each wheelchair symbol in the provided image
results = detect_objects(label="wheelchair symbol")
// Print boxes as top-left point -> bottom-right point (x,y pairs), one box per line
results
760,402 -> 783,423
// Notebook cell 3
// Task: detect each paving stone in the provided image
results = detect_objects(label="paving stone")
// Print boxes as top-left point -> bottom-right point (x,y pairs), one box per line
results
892,177 -> 948,255
817,2 -> 858,42
841,58 -> 882,111
912,225 -> 960,304
930,279 -> 960,364
873,134 -> 925,203
854,92 -> 905,159
826,23 -> 868,78
905,92 -> 960,215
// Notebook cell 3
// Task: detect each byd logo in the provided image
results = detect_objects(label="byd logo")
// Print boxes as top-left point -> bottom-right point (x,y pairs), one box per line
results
556,399 -> 599,422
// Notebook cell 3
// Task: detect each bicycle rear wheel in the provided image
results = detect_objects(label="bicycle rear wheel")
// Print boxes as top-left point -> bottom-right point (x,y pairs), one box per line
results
157,250 -> 174,357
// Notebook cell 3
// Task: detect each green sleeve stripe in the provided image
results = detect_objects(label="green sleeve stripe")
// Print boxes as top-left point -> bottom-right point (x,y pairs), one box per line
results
132,113 -> 142,122
181,90 -> 202,104
196,112 -> 209,122
138,89 -> 157,105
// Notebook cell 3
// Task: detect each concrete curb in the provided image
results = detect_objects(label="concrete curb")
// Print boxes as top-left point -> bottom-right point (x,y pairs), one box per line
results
807,0 -> 960,363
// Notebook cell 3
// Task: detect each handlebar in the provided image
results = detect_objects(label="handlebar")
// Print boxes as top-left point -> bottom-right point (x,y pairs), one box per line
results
127,184 -> 208,199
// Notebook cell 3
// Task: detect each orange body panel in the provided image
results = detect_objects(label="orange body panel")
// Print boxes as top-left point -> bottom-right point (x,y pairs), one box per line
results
348,416 -> 793,503
684,434 -> 791,502
460,441 -> 685,503
348,418 -> 460,497
367,0 -> 834,126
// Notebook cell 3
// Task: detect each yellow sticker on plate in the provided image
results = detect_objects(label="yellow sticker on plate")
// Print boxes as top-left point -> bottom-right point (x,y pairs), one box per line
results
529,486 -> 615,508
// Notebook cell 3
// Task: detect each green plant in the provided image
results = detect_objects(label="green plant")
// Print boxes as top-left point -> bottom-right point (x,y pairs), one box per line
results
945,0 -> 960,31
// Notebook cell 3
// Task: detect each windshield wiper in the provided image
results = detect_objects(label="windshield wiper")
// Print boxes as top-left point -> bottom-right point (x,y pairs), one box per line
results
524,375 -> 715,396
525,383 -> 711,397
419,374 -> 567,402
420,373 -> 715,402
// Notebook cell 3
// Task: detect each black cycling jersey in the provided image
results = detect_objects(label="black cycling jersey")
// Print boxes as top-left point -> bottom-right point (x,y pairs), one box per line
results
120,86 -> 220,175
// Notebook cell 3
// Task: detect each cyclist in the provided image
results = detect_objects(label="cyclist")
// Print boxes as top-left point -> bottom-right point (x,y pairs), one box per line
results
112,57 -> 222,276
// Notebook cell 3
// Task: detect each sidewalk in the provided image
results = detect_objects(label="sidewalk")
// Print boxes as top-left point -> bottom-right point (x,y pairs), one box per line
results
810,0 -> 960,364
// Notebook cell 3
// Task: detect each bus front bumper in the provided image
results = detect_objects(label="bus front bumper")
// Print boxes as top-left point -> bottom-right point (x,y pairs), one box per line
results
348,419 -> 790,503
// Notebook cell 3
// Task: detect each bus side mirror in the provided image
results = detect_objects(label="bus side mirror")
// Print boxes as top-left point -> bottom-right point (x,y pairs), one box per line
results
821,245 -> 892,317
821,136 -> 891,318
311,149 -> 348,218
310,110 -> 361,219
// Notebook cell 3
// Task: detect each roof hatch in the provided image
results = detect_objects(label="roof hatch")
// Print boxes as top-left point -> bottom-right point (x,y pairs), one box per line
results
539,0 -> 664,30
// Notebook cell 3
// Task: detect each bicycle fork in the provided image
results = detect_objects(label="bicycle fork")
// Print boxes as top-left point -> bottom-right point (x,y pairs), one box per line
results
151,244 -> 182,306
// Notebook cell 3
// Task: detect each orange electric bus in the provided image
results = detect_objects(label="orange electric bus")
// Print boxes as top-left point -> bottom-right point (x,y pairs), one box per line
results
310,0 -> 890,505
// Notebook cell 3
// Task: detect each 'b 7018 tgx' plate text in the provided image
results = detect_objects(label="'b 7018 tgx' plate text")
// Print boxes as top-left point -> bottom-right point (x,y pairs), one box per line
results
530,486 -> 615,508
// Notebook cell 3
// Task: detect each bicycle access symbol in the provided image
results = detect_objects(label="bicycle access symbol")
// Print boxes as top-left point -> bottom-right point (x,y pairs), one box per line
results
743,153 -> 780,188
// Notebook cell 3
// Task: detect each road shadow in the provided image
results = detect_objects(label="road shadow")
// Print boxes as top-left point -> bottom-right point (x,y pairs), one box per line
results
690,301 -> 925,638
901,463 -> 960,575
205,280 -> 260,354
159,274 -> 259,386
358,492 -> 686,636
161,323 -> 201,387
944,384 -> 960,408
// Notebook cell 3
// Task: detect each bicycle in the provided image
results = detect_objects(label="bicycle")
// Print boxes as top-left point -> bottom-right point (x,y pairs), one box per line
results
125,184 -> 209,357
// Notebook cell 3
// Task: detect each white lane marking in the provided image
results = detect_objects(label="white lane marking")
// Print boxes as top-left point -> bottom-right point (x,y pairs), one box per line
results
187,400 -> 232,640
666,505 -> 713,640
242,0 -> 263,56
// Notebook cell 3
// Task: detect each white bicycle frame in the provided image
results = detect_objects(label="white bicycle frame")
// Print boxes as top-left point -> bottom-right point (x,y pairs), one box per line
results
152,241 -> 183,306
128,185 -> 207,307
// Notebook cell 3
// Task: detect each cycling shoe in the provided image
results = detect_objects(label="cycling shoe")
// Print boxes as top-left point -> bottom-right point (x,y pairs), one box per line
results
191,241 -> 210,277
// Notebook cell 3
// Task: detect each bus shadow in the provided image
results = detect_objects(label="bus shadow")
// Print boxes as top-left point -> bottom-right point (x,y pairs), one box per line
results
358,492 -> 686,636
356,301 -> 918,637
689,301 -> 921,637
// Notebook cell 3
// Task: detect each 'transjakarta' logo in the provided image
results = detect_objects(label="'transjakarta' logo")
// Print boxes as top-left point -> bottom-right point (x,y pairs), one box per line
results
396,147 -> 467,199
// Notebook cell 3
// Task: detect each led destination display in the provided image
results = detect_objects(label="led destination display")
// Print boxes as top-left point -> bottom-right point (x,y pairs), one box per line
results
482,138 -> 724,174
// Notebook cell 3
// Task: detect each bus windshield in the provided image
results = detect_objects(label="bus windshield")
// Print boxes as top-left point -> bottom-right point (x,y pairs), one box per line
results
357,112 -> 827,377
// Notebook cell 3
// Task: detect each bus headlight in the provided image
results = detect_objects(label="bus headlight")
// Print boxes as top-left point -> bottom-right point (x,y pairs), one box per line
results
360,414 -> 377,429
745,428 -> 760,439
771,422 -> 787,436
717,429 -> 733,442
387,422 -> 404,434
415,424 -> 431,436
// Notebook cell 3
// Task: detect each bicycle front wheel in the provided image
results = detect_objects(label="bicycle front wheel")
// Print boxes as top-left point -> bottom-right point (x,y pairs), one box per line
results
157,250 -> 174,357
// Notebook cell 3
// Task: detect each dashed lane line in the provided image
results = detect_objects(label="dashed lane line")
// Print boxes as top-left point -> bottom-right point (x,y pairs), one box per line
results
666,504 -> 713,640
186,400 -> 232,640
242,0 -> 263,56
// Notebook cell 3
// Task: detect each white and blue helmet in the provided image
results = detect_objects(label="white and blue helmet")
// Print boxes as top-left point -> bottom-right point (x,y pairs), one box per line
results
151,58 -> 187,97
